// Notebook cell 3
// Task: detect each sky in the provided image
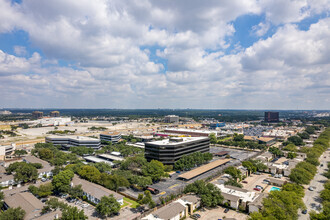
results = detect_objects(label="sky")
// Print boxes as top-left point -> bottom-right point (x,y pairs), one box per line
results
0,0 -> 329,110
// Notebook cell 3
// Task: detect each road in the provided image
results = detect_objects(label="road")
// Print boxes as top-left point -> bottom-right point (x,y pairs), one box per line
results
299,149 -> 329,220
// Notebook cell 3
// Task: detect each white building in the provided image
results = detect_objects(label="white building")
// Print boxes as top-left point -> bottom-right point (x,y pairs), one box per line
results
216,184 -> 258,210
35,117 -> 72,126
163,128 -> 217,137
46,135 -> 101,149
164,115 -> 179,123
0,144 -> 16,160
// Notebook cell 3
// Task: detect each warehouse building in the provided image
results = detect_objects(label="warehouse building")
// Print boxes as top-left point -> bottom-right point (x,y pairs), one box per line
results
145,137 -> 210,165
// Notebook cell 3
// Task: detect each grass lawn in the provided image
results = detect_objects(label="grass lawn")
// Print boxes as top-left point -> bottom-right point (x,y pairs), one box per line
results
124,197 -> 139,208
121,200 -> 129,208
218,136 -> 232,141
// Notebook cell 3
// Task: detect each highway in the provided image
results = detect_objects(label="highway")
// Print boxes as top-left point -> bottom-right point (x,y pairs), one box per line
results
299,149 -> 329,220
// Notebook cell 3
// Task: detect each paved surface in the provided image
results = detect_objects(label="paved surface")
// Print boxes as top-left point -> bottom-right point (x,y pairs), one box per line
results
299,149 -> 329,220
186,206 -> 248,220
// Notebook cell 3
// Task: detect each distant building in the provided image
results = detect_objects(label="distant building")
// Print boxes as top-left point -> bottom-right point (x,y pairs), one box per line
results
100,131 -> 121,143
0,144 -> 16,160
35,117 -> 71,126
50,111 -> 60,117
46,135 -> 101,149
163,128 -> 217,137
164,115 -> 179,123
264,112 -> 279,122
209,122 -> 226,129
32,111 -> 43,119
145,137 -> 210,165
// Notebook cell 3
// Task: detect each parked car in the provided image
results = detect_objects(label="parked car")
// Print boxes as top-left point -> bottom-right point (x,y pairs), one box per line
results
41,178 -> 47,182
242,180 -> 248,183
254,172 -> 261,175
253,188 -> 261,191
176,171 -> 181,174
224,208 -> 229,213
321,164 -> 324,167
256,185 -> 263,189
278,174 -> 283,178
308,186 -> 314,191
302,209 -> 307,214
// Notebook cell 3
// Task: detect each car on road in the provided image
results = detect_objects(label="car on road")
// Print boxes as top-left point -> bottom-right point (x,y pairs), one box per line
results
224,208 -> 229,213
308,186 -> 314,191
302,209 -> 307,214
253,187 -> 261,191
191,214 -> 201,219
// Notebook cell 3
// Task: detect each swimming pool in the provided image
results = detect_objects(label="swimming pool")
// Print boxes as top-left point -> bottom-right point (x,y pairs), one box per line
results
269,186 -> 281,192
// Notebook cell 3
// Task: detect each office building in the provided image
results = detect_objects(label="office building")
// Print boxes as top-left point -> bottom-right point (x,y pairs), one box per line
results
46,135 -> 101,149
264,112 -> 279,122
145,137 -> 210,165
0,144 -> 15,160
50,111 -> 60,117
32,111 -> 43,119
35,117 -> 71,126
209,122 -> 226,129
164,115 -> 179,123
100,131 -> 121,143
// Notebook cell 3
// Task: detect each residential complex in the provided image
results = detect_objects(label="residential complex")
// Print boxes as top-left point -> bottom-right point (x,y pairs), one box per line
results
145,137 -> 210,165
45,135 -> 101,149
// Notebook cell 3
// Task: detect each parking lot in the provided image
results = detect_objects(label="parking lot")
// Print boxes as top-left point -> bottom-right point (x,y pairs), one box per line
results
187,206 -> 248,220
210,146 -> 259,161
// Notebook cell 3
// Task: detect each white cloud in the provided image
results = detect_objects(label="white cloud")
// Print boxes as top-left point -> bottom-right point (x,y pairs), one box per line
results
0,0 -> 329,109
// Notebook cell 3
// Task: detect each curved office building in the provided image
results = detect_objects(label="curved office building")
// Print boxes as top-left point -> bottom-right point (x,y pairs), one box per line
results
145,137 -> 210,165
100,131 -> 121,143
46,135 -> 101,149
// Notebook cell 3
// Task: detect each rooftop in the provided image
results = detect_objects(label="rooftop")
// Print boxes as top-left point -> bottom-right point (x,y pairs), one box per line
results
216,184 -> 257,203
152,202 -> 185,219
147,136 -> 208,146
72,175 -> 123,201
4,192 -> 44,220
101,131 -> 121,136
178,159 -> 231,180
98,154 -> 124,161
84,156 -> 114,165
47,135 -> 99,141
164,128 -> 217,135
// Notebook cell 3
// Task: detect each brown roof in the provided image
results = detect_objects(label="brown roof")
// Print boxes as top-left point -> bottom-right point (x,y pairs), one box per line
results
258,137 -> 275,142
35,210 -> 62,220
180,195 -> 200,204
244,136 -> 257,141
225,185 -> 249,193
178,159 -> 231,180
23,156 -> 53,174
0,166 -> 6,174
0,174 -> 14,182
249,193 -> 267,208
72,175 -> 123,201
267,178 -> 286,185
101,131 -> 120,136
4,192 -> 44,220
214,151 -> 229,156
152,202 -> 186,219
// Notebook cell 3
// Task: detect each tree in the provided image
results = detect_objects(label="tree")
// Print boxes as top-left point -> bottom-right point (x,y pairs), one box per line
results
225,179 -> 243,188
298,132 -> 310,139
77,165 -> 101,183
52,169 -> 74,193
61,206 -> 87,220
38,148 -> 54,161
283,143 -> 298,152
142,160 -> 166,182
288,136 -> 304,146
289,167 -> 313,185
69,146 -> 94,156
225,166 -> 242,181
14,163 -> 38,183
28,185 -> 39,197
269,147 -> 284,157
305,126 -> 316,134
209,133 -> 217,144
0,207 -> 26,220
68,185 -> 83,199
287,152 -> 297,159
242,161 -> 256,175
282,183 -> 305,198
233,133 -> 244,142
38,183 -> 54,197
184,180 -> 223,207
96,195 -> 121,217
92,162 -> 112,173
14,150 -> 27,157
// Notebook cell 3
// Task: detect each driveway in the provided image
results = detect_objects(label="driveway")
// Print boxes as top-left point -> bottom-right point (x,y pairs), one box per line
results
298,149 -> 329,220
